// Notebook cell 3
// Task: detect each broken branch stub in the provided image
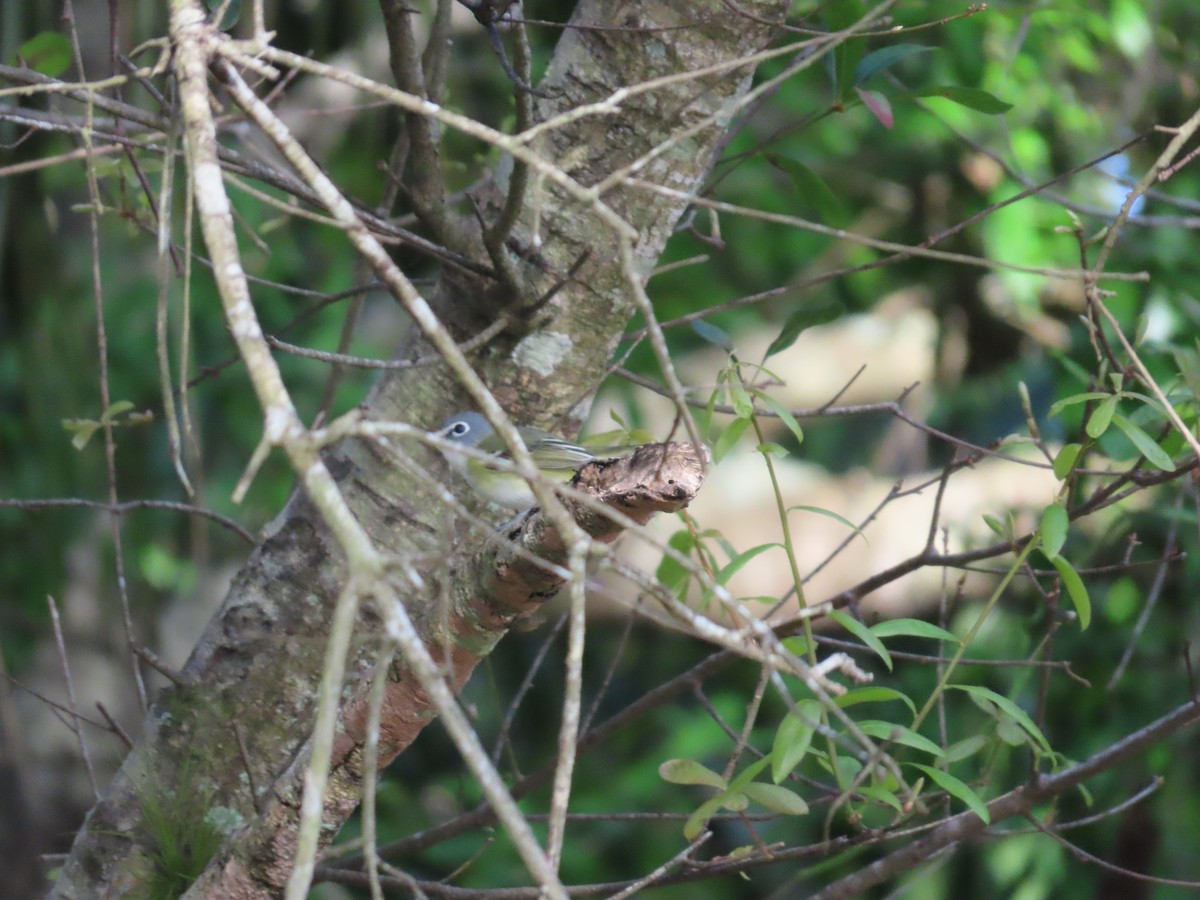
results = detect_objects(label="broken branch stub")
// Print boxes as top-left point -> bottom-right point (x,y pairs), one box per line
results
478,441 -> 710,614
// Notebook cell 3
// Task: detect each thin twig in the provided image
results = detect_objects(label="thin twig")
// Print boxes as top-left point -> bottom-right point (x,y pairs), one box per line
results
47,596 -> 99,798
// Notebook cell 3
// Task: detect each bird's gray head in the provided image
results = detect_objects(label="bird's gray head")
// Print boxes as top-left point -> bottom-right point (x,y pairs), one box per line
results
437,411 -> 491,448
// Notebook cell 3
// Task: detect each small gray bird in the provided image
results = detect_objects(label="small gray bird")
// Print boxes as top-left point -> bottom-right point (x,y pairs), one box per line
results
436,411 -> 595,509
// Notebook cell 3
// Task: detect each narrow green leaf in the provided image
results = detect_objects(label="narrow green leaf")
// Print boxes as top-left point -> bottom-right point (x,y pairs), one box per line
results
764,299 -> 844,358
1051,555 -> 1092,630
789,505 -> 865,542
692,319 -> 732,351
63,420 -> 101,451
782,635 -> 811,657
742,782 -> 809,815
910,764 -> 990,823
996,716 -> 1028,747
717,543 -> 781,586
981,513 -> 1010,540
719,790 -> 750,812
1086,394 -> 1119,439
834,686 -> 917,717
1111,414 -> 1175,471
833,755 -> 862,789
659,758 -> 727,789
755,392 -> 806,445
915,85 -> 1013,114
730,381 -> 754,418
855,44 -> 935,85
712,416 -> 751,462
15,32 -> 72,77
757,441 -> 789,457
1039,503 -> 1069,559
205,0 -> 243,29
870,618 -> 959,644
1114,389 -> 1161,409
857,783 -> 904,813
772,700 -> 822,783
826,0 -> 867,102
858,720 -> 945,757
828,609 -> 892,671
728,756 -> 772,791
767,156 -> 851,228
655,529 -> 695,592
943,735 -> 989,764
1048,392 -> 1112,417
1076,783 -> 1094,808
683,794 -> 726,840
1053,443 -> 1082,480
102,400 -> 135,421
1051,349 -> 1094,387
949,685 -> 1052,754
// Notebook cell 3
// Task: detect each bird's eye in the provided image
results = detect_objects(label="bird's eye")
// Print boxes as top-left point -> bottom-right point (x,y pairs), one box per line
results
451,422 -> 469,437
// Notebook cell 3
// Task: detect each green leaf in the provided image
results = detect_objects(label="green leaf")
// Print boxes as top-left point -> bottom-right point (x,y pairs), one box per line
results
205,0 -> 243,29
658,759 -> 727,789
869,618 -> 959,644
15,32 -> 72,77
996,716 -> 1028,747
757,441 -> 789,457
1047,392 -> 1112,417
914,85 -> 1013,114
1051,555 -> 1092,630
755,392 -> 805,445
655,529 -> 695,593
767,156 -> 851,228
981,513 -> 1010,540
692,319 -> 732,351
1039,503 -> 1069,560
828,608 -> 892,671
788,505 -> 865,542
1051,349 -> 1094,387
943,735 -> 989,764
712,416 -> 751,462
717,543 -> 781,585
833,755 -> 862,789
764,299 -> 844,358
741,782 -> 809,815
782,635 -> 811,657
62,419 -> 101,451
1086,394 -> 1119,439
728,756 -> 772,791
855,44 -> 935,85
1111,414 -> 1175,471
949,685 -> 1052,755
1053,443 -> 1082,480
826,0 -> 867,102
1111,0 -> 1152,58
834,686 -> 917,717
857,783 -> 904,813
103,400 -> 135,421
910,764 -> 990,823
683,794 -> 727,840
730,381 -> 754,418
719,790 -> 750,812
858,720 -> 945,757
772,699 -> 822,783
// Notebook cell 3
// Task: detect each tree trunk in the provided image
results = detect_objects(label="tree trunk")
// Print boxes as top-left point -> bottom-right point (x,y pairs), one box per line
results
50,1 -> 787,895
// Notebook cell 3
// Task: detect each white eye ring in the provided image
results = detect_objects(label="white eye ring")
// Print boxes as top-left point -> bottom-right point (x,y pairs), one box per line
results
450,421 -> 470,437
